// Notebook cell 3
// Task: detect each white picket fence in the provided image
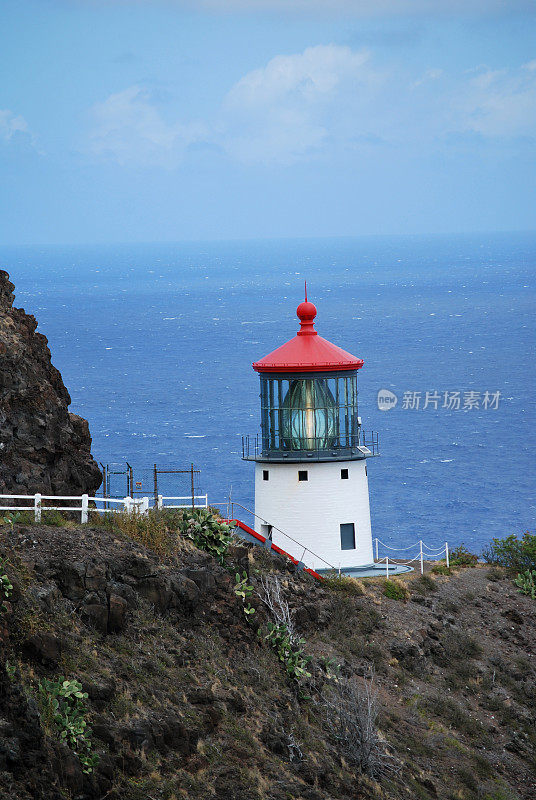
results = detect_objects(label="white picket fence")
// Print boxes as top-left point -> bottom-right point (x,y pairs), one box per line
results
0,493 -> 208,524
374,536 -> 450,575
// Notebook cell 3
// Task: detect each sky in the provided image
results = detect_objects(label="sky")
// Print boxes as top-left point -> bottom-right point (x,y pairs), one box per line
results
1,0 -> 535,244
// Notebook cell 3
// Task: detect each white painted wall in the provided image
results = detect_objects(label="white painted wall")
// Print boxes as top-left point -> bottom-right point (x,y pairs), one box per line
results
254,460 -> 373,571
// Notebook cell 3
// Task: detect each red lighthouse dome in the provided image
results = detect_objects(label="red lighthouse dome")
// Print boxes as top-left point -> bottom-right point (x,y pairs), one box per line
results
252,290 -> 364,374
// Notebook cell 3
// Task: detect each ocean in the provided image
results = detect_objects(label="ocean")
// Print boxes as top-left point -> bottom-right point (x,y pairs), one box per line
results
2,232 -> 535,555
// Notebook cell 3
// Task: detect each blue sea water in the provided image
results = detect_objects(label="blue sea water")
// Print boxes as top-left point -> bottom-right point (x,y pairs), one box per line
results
1,232 -> 535,555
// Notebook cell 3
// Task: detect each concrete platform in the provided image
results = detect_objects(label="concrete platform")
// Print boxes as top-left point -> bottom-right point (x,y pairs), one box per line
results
318,562 -> 413,578
233,519 -> 413,579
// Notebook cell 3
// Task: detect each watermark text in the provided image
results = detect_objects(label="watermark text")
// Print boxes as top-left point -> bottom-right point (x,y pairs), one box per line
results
377,389 -> 501,411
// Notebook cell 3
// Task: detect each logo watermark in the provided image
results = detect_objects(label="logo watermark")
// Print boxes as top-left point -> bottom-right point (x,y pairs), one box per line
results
377,389 -> 398,411
377,390 -> 501,411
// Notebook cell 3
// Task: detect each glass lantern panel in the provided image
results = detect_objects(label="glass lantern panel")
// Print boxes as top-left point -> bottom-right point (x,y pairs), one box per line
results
280,378 -> 338,450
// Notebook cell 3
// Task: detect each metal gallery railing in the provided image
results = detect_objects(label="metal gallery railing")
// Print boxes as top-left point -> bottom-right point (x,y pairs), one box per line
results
242,429 -> 380,461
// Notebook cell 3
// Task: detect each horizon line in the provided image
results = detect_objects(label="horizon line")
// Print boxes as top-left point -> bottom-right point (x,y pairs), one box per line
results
1,228 -> 535,250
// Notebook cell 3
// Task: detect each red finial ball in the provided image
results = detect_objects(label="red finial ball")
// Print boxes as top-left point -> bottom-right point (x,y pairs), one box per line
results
296,300 -> 317,322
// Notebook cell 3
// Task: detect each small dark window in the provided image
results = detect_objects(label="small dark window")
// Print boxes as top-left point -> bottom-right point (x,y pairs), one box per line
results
365,465 -> 368,477
341,468 -> 349,480
340,523 -> 356,550
298,470 -> 308,482
263,470 -> 269,481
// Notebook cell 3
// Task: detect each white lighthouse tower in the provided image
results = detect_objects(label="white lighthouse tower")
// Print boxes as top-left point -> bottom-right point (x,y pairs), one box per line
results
242,290 -> 380,574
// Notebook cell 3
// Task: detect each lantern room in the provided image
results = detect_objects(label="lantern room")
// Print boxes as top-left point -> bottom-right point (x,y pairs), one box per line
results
245,295 -> 378,462
258,371 -> 360,457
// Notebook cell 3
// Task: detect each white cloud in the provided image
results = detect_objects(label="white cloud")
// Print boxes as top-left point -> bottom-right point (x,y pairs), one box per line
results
0,109 -> 30,142
87,85 -> 207,167
85,49 -> 536,170
412,68 -> 443,88
226,45 -> 370,107
222,44 -> 376,163
456,64 -> 536,137
86,45 -> 378,167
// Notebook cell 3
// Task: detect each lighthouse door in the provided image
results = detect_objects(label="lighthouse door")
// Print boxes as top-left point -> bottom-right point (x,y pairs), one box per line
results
261,524 -> 273,541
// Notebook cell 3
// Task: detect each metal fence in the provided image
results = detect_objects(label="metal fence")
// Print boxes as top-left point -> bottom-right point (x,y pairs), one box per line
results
99,463 -> 202,505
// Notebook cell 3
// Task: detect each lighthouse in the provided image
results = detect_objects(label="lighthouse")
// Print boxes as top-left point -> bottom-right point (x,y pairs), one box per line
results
242,290 -> 380,574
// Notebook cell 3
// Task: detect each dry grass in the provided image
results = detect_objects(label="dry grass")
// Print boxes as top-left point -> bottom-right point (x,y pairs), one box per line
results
322,573 -> 365,596
323,673 -> 399,780
91,508 -> 190,557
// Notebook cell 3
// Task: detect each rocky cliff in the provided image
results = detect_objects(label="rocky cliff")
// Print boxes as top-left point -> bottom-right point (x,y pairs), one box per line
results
0,270 -> 101,497
0,516 -> 534,800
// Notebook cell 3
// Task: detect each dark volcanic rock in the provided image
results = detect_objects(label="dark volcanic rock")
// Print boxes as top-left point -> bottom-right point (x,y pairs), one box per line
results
85,678 -> 116,710
0,270 -> 101,496
0,663 -> 61,797
107,593 -> 128,633
21,632 -> 63,666
502,607 -> 524,625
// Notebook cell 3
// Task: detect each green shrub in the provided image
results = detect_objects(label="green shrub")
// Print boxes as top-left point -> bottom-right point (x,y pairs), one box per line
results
322,573 -> 364,596
38,677 -> 98,774
456,766 -> 479,791
449,544 -> 478,567
437,629 -> 483,664
411,574 -> 438,595
5,660 -> 16,681
264,623 -> 311,682
2,512 -> 22,528
431,564 -> 452,576
41,509 -> 69,527
482,788 -> 520,800
423,695 -> 483,738
514,569 -> 536,599
382,579 -> 409,602
183,509 -> 235,564
233,571 -> 256,617
482,532 -> 536,573
486,567 -> 505,582
318,656 -> 341,680
207,505 -> 226,518
2,510 -> 34,526
472,752 -> 493,779
96,507 -> 234,562
0,559 -> 13,613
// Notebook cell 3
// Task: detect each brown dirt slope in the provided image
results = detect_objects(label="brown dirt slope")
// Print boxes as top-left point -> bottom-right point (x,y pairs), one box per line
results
0,521 -> 534,800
